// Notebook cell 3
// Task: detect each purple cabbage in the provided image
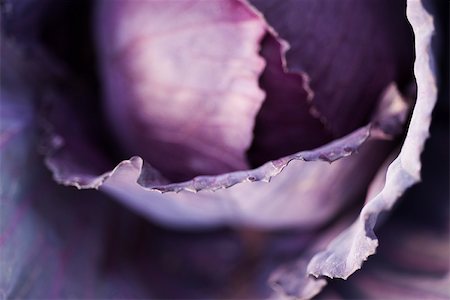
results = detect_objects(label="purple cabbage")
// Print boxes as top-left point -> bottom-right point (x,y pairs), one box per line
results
0,0 -> 448,298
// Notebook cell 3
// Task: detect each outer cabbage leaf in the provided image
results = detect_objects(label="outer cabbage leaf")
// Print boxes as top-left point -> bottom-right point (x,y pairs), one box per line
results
37,0 -> 410,229
268,0 -> 441,298
307,0 -> 438,279
317,121 -> 449,299
0,39 -> 153,299
0,1 -> 435,299
44,83 -> 407,230
2,37 -> 269,299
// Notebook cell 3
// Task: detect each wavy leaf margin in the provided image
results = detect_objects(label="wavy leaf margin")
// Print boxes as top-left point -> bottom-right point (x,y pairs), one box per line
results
305,0 -> 438,287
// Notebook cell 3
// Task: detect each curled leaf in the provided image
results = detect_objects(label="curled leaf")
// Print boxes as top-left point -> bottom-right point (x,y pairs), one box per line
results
306,0 -> 438,280
248,34 -> 333,166
40,0 -> 410,229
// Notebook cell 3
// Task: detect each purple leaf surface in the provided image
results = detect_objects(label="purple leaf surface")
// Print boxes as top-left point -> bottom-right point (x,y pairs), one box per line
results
2,38 -> 265,299
40,0 -> 411,229
264,0 -> 440,297
306,0 -> 439,280
248,34 -> 333,166
45,81 -> 407,229
95,0 -> 268,182
317,121 -> 449,300
0,39 -> 150,299
247,0 -> 414,137
330,226 -> 450,300
1,0 -> 444,299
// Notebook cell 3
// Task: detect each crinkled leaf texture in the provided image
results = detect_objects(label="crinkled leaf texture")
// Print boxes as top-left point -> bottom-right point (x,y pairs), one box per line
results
268,0 -> 441,298
247,0 -> 415,137
48,116 -> 390,229
308,0 -> 437,279
247,34 -> 334,166
44,0 -> 406,230
316,116 -> 449,300
0,0 -> 439,299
